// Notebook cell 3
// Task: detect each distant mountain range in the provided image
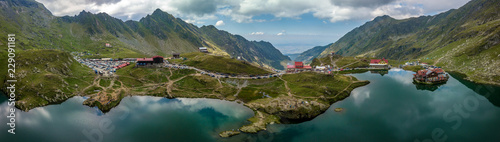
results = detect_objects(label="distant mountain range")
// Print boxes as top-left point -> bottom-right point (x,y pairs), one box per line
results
295,0 -> 500,84
0,0 -> 290,69
294,43 -> 331,62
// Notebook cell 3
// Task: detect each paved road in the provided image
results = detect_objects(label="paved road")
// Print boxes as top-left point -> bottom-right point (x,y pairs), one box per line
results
164,63 -> 284,79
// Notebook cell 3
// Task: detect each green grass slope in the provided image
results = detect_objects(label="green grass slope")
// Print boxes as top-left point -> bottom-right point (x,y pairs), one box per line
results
170,52 -> 272,76
0,49 -> 96,111
0,0 -> 289,69
299,0 -> 500,84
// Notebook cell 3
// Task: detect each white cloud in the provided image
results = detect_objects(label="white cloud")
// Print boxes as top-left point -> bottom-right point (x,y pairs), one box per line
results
35,0 -> 471,23
277,30 -> 286,36
215,20 -> 225,26
184,19 -> 196,23
370,3 -> 424,19
251,32 -> 264,35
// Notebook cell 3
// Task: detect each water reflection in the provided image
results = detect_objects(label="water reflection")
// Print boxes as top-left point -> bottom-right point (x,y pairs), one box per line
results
262,69 -> 500,142
413,83 -> 445,91
387,68 -> 414,85
449,72 -> 500,107
350,87 -> 371,107
370,70 -> 388,76
0,96 -> 253,142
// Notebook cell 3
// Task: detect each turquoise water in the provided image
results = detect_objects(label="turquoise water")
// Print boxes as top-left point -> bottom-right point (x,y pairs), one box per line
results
0,96 -> 254,142
1,69 -> 499,142
259,69 -> 500,141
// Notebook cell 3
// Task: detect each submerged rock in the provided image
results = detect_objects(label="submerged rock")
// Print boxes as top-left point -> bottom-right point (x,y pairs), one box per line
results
219,130 -> 241,138
334,108 -> 344,112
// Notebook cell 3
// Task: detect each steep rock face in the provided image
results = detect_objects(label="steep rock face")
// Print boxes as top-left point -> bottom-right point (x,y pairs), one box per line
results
0,0 -> 289,69
297,0 -> 500,84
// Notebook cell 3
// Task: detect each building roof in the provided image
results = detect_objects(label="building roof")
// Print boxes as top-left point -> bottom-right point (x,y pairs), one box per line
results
287,65 -> 295,68
295,62 -> 303,66
434,68 -> 444,73
303,66 -> 312,69
370,58 -> 388,64
152,55 -> 164,59
199,47 -> 207,50
137,58 -> 153,62
416,68 -> 446,76
316,66 -> 326,69
114,62 -> 130,68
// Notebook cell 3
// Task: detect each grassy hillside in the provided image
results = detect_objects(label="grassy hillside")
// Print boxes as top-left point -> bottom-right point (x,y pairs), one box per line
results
0,0 -> 289,69
0,49 -> 95,111
298,0 -> 500,84
169,52 -> 272,75
310,55 -> 369,69
199,26 -> 291,69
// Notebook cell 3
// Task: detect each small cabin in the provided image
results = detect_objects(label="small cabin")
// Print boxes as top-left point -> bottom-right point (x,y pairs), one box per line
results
172,53 -> 180,59
199,47 -> 209,53
369,58 -> 389,69
152,55 -> 164,64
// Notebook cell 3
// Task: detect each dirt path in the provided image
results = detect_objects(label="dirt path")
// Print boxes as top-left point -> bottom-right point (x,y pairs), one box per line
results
330,55 -> 337,68
278,76 -> 293,97
217,78 -> 223,86
341,60 -> 360,69
233,80 -> 248,97
333,76 -> 365,98
168,69 -> 173,79
165,75 -> 189,98
288,75 -> 364,99
80,76 -> 101,95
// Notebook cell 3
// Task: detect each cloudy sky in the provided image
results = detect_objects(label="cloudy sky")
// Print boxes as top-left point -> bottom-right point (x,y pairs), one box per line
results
35,0 -> 471,54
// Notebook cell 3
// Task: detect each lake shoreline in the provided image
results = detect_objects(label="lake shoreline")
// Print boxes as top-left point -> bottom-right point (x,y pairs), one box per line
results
2,70 -> 370,137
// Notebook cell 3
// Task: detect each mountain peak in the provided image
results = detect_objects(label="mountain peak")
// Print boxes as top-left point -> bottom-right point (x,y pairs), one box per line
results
78,10 -> 92,16
373,15 -> 393,22
152,8 -> 166,16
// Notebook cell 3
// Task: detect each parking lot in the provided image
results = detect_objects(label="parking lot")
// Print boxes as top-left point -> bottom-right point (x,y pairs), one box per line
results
74,56 -> 130,77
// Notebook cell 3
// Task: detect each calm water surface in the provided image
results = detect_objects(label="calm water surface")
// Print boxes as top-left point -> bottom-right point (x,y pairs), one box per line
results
1,69 -> 499,142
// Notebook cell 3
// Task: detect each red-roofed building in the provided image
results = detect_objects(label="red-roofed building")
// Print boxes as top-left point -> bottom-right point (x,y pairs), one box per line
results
114,62 -> 130,69
137,55 -> 164,66
137,57 -> 154,66
369,58 -> 389,69
137,58 -> 153,62
413,68 -> 449,84
286,62 -> 312,73
370,58 -> 388,64
295,62 -> 304,68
